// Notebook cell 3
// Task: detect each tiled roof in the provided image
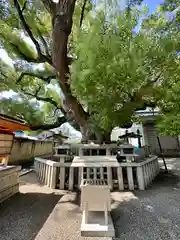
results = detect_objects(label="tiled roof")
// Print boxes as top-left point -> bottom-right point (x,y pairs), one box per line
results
0,114 -> 26,124
0,114 -> 30,131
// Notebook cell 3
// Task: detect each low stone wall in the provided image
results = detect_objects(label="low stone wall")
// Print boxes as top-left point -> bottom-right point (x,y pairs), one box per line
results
0,166 -> 21,203
8,138 -> 53,164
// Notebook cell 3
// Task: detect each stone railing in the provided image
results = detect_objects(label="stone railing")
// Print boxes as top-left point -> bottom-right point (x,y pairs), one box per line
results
8,139 -> 53,164
117,156 -> 160,190
34,158 -> 58,189
34,155 -> 159,191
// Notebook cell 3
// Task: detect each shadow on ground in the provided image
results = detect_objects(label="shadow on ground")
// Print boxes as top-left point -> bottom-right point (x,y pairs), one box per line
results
49,168 -> 180,240
0,192 -> 63,240
57,190 -> 81,206
2,162 -> 180,240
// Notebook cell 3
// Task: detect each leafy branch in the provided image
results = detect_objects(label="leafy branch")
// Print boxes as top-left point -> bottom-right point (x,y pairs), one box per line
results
30,116 -> 67,130
13,0 -> 52,65
16,72 -> 56,84
20,85 -> 66,115
130,71 -> 163,103
0,71 -> 7,79
10,43 -> 45,63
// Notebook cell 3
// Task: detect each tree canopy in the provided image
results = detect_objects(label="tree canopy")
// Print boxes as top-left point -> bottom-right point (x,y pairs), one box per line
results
0,0 -> 179,140
71,6 -> 179,132
0,0 -> 67,129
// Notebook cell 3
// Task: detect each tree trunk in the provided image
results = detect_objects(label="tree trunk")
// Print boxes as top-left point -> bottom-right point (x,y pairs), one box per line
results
40,1 -> 112,144
101,131 -> 111,143
41,0 -> 88,132
80,125 -> 89,143
51,1 -> 88,130
81,128 -> 112,144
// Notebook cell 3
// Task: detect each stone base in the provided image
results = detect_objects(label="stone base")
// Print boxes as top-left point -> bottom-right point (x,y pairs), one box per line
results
0,184 -> 19,204
0,165 -> 21,203
81,211 -> 115,237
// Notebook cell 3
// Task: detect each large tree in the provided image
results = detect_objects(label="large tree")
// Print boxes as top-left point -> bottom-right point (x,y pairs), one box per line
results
0,0 -> 179,141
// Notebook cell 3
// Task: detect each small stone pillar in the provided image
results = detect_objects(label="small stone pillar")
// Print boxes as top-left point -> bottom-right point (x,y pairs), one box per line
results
55,145 -> 70,190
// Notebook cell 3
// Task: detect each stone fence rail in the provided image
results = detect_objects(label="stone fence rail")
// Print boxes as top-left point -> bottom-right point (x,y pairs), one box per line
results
8,138 -> 53,164
34,155 -> 160,191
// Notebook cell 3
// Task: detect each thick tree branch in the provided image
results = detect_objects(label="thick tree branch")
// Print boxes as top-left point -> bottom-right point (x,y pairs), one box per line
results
117,72 -> 162,116
130,72 -> 162,102
16,72 -> 55,84
144,72 -> 162,87
30,116 -> 67,130
80,0 -> 87,27
68,119 -> 80,131
21,87 -> 81,131
20,86 -> 66,115
13,0 -> 52,65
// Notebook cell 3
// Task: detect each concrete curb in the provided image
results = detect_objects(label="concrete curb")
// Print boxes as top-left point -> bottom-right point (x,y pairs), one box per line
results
19,169 -> 33,177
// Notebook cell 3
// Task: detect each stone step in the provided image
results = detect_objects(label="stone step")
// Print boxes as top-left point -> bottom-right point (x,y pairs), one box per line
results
81,211 -> 115,237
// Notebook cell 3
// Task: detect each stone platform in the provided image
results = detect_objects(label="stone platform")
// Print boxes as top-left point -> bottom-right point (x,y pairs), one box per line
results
81,211 -> 115,237
0,165 -> 21,203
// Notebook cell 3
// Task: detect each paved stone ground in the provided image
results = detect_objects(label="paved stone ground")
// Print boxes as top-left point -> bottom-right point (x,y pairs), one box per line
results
1,158 -> 180,240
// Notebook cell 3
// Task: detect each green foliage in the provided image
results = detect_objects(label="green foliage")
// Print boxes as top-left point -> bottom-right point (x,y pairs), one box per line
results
0,22 -> 37,60
0,58 -> 62,125
161,0 -> 179,12
0,94 -> 63,126
156,58 -> 180,135
0,97 -> 44,125
0,0 -> 180,137
145,0 -> 180,135
0,61 -> 17,91
0,0 -> 63,127
0,0 -> 51,60
71,5 -> 179,132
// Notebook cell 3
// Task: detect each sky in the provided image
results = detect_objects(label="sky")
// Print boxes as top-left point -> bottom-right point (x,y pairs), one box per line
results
143,0 -> 164,12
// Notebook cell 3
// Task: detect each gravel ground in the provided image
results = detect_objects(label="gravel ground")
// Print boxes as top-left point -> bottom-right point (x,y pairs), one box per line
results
0,172 -> 111,240
112,173 -> 180,239
0,158 -> 180,240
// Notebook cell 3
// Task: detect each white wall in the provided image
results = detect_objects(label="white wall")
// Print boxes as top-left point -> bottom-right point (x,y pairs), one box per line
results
111,123 -> 145,146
